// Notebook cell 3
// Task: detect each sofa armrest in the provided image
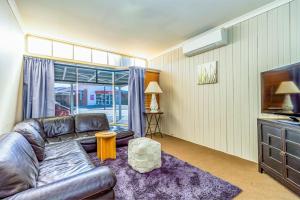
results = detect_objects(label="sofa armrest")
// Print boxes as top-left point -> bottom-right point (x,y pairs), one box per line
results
6,166 -> 116,200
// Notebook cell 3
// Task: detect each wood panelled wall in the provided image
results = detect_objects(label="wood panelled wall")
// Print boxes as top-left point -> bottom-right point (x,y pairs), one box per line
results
149,0 -> 300,162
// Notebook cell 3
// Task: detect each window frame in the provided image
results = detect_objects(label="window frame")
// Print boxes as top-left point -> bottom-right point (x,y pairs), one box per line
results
54,62 -> 129,125
26,35 -> 147,68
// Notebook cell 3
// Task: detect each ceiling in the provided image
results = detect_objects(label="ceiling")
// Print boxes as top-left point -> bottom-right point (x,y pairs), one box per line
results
15,0 -> 275,58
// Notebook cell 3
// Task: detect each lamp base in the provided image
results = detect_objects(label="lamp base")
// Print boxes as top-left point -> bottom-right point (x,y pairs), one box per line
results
282,94 -> 294,112
150,94 -> 159,112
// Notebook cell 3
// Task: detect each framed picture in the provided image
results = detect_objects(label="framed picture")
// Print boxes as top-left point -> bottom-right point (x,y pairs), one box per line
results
197,61 -> 217,85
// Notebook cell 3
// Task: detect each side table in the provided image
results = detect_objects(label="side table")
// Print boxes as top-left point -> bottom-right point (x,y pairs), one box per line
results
143,111 -> 163,138
95,131 -> 117,161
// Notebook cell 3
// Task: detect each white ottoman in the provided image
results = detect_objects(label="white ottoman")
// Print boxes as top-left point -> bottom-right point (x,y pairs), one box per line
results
128,137 -> 161,173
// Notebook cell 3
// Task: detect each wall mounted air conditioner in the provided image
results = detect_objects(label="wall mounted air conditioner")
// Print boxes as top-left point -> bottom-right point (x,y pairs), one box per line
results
183,28 -> 228,56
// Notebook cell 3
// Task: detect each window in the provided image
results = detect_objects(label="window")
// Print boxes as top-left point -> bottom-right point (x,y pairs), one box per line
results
54,63 -> 129,124
121,56 -> 134,67
53,41 -> 73,59
108,53 -> 122,66
54,82 -> 75,116
26,35 -> 147,68
134,58 -> 146,68
114,71 -> 129,124
92,50 -> 108,64
27,36 -> 52,56
74,46 -> 91,62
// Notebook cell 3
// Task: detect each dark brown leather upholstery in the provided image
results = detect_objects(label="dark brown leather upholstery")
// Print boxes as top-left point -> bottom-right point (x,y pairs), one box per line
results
42,116 -> 74,137
14,113 -> 134,152
110,125 -> 135,139
43,140 -> 85,160
6,167 -> 116,200
0,133 -> 39,199
0,132 -> 116,199
38,141 -> 94,186
13,120 -> 45,161
75,113 -> 109,133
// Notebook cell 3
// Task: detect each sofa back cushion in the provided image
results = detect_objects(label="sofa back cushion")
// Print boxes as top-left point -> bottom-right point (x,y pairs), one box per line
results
13,119 -> 45,161
75,113 -> 109,133
0,132 -> 39,199
42,116 -> 74,138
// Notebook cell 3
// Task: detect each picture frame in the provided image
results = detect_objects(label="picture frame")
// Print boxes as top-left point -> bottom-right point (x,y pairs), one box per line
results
197,61 -> 217,85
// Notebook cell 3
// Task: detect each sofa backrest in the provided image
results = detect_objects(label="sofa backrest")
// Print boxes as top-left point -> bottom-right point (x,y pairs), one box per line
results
13,119 -> 45,161
19,114 -> 110,139
42,115 -> 75,138
0,132 -> 39,199
75,113 -> 110,133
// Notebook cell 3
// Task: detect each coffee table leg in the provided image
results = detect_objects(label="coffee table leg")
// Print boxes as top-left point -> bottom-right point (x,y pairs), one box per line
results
97,137 -> 101,159
100,136 -> 116,161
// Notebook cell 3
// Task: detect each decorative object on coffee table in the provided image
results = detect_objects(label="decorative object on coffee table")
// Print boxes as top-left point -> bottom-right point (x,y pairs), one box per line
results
144,111 -> 163,138
95,131 -> 116,161
128,137 -> 161,173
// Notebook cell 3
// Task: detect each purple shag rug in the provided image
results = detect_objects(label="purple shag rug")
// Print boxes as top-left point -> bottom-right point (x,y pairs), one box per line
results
88,147 -> 241,200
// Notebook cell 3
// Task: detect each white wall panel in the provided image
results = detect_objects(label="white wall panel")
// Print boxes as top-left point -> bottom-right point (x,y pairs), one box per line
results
150,0 -> 300,162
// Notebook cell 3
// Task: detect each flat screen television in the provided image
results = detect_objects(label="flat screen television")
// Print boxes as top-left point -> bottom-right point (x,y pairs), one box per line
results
261,62 -> 300,118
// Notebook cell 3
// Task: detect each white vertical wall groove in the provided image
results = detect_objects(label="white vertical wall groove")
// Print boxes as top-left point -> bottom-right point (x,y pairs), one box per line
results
149,0 -> 300,162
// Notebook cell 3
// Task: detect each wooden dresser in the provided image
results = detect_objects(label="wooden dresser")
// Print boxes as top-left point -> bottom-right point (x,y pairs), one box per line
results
258,119 -> 300,196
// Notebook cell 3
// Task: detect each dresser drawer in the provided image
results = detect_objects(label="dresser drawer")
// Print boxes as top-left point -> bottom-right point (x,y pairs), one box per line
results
286,154 -> 300,173
262,124 -> 282,137
262,144 -> 283,175
286,129 -> 300,144
286,141 -> 300,158
261,125 -> 282,150
286,167 -> 300,187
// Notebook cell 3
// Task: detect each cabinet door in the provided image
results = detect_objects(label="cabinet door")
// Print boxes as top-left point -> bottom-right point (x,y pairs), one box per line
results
285,129 -> 300,187
261,124 -> 283,175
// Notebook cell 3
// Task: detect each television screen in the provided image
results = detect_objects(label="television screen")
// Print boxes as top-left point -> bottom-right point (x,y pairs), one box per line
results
261,62 -> 300,117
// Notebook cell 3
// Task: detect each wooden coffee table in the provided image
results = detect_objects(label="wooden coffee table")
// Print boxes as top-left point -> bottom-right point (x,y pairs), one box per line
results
95,131 -> 117,161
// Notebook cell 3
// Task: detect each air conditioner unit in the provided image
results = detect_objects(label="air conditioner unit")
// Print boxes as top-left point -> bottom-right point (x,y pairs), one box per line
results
183,28 -> 228,56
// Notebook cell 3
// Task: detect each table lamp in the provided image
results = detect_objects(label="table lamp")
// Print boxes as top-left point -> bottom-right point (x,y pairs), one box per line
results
275,81 -> 300,112
145,81 -> 163,112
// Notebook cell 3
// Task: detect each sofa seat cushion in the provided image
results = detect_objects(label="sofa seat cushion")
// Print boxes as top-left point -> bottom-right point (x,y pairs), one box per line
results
38,142 -> 94,186
45,133 -> 78,144
76,128 -> 134,144
45,126 -> 134,149
110,126 -> 134,139
44,140 -> 85,161
77,135 -> 96,145
76,131 -> 96,144
0,133 -> 39,198
13,119 -> 46,161
46,136 -> 61,143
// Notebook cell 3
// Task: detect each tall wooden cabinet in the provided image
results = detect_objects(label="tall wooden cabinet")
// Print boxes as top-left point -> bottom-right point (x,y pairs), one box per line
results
144,70 -> 160,109
258,119 -> 300,196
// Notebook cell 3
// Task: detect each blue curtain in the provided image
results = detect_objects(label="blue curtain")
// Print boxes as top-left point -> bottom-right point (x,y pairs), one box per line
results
23,56 -> 55,119
128,67 -> 145,137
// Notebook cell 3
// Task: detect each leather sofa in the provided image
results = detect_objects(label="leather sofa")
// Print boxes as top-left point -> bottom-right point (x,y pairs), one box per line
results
0,113 -> 134,199
20,113 -> 134,152
0,132 -> 116,199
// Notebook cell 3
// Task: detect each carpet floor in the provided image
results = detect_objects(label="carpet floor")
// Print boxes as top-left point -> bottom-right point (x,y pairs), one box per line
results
89,147 -> 241,200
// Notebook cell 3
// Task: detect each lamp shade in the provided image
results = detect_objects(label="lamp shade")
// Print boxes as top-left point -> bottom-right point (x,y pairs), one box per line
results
275,81 -> 300,94
145,81 -> 163,94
